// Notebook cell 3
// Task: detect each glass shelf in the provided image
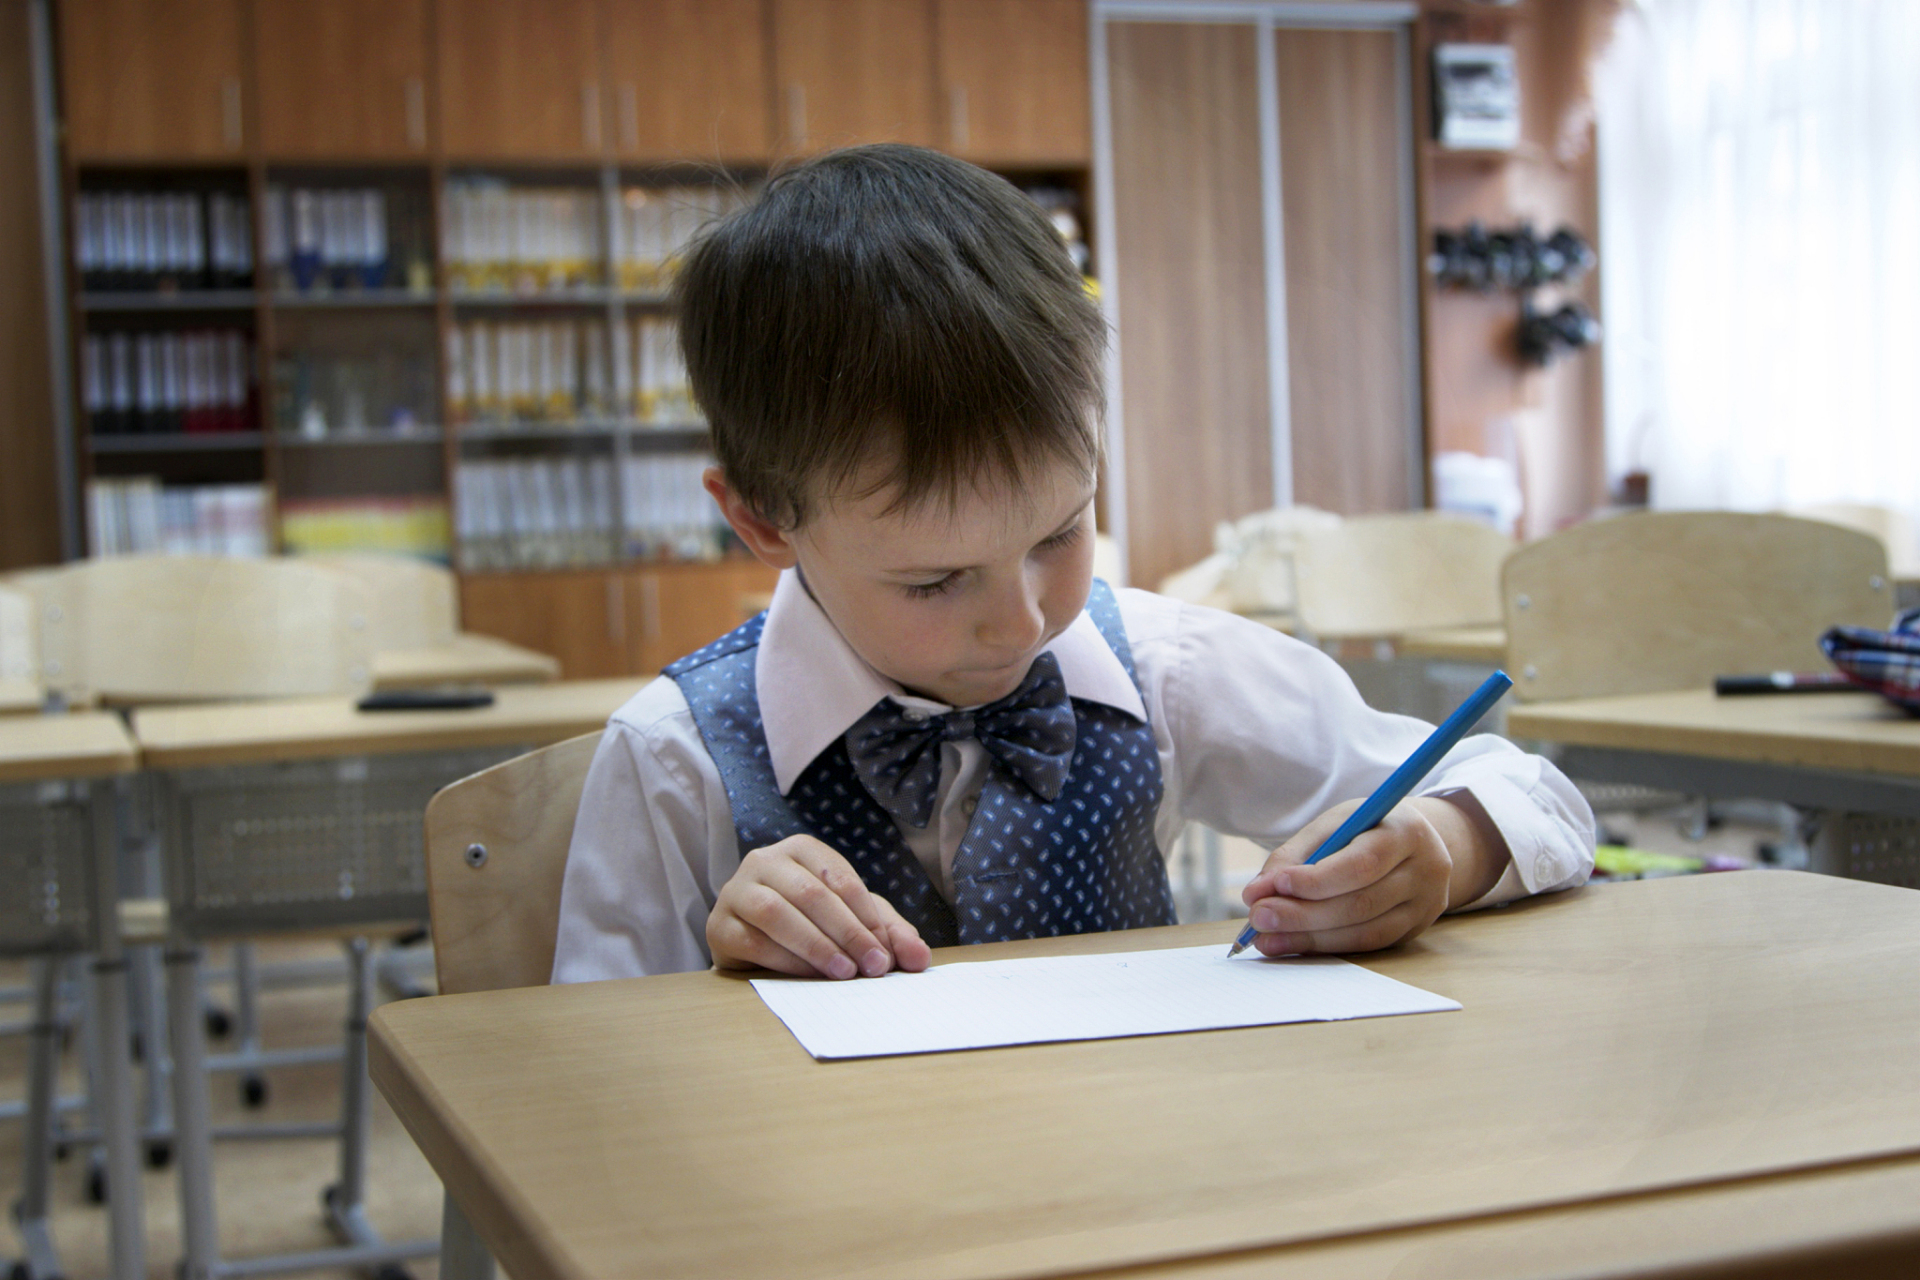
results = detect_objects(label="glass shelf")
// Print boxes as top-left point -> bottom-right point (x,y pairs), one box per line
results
272,290 -> 437,309
87,432 -> 265,453
80,290 -> 258,312
277,428 -> 446,447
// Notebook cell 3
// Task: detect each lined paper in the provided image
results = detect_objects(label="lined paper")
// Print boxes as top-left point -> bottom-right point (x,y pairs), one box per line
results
751,945 -> 1461,1060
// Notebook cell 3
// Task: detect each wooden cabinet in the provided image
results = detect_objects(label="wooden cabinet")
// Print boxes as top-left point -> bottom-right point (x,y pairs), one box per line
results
771,0 -> 936,154
253,0 -> 433,158
461,559 -> 777,679
603,0 -> 772,163
60,0 -> 247,159
936,0 -> 1088,166
437,0 -> 606,160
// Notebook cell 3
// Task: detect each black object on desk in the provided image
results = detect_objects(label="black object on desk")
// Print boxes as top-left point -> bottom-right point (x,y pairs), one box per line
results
1714,672 -> 1855,696
356,688 -> 496,712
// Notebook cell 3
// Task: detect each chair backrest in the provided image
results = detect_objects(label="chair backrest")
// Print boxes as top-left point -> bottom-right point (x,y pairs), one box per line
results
1503,512 -> 1893,703
1292,512 -> 1512,640
32,555 -> 376,704
0,585 -> 35,685
424,731 -> 600,995
302,552 -> 460,650
1788,503 -> 1920,579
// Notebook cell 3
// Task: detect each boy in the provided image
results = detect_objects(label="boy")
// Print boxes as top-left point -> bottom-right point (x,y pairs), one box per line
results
551,145 -> 1594,984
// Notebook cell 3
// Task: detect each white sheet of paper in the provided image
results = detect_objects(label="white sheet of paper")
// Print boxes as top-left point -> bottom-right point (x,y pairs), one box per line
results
750,944 -> 1461,1060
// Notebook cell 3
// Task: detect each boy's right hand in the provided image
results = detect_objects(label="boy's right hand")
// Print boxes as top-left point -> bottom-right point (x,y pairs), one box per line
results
707,835 -> 932,979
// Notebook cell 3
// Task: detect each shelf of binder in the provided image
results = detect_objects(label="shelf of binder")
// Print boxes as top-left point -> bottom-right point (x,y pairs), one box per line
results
278,428 -> 446,449
457,420 -> 706,443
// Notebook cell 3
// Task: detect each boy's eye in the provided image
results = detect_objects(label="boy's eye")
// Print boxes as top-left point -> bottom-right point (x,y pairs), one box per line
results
902,574 -> 960,599
1038,524 -> 1084,552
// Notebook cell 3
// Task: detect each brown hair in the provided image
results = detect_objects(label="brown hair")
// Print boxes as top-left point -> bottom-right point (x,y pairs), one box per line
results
674,144 -> 1105,528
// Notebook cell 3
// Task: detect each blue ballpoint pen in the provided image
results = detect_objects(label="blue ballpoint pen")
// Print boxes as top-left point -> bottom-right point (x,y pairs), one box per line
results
1226,669 -> 1515,959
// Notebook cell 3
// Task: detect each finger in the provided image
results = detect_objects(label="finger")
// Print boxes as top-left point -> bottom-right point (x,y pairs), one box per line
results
870,894 -> 932,973
1248,858 -> 1417,936
1242,802 -> 1362,905
707,915 -> 824,977
1253,901 -> 1425,957
777,841 -> 899,973
728,875 -> 875,980
1274,827 -> 1415,901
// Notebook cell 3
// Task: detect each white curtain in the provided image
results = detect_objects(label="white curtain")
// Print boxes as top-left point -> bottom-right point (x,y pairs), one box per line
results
1596,0 -> 1920,525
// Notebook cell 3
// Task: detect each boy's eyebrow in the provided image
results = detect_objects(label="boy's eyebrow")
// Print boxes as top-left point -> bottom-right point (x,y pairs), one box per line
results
887,505 -> 1090,577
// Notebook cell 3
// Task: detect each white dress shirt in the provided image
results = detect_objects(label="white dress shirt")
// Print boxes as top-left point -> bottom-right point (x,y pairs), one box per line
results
551,571 -> 1596,982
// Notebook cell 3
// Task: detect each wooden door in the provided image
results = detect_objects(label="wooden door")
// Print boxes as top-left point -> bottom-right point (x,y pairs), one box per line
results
459,569 -> 631,678
1106,22 -> 1271,592
628,559 -> 777,672
1275,27 -> 1418,515
771,0 -> 936,154
254,0 -> 433,158
936,0 -> 1087,167
603,0 -> 772,164
60,0 -> 247,159
438,0 -> 606,160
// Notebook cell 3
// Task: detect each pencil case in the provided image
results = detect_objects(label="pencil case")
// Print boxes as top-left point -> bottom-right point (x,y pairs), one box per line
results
1820,606 -> 1920,714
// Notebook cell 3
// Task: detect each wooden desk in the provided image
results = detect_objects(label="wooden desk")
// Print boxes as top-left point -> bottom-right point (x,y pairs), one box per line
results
369,634 -> 561,692
133,676 -> 645,770
1396,624 -> 1506,666
372,873 -> 1920,1280
0,676 -> 43,715
0,709 -> 138,782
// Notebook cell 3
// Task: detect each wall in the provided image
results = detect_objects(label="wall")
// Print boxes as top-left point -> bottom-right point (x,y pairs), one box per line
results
0,0 -> 62,569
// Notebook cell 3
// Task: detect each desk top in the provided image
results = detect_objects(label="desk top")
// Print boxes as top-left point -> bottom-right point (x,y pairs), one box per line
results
0,677 -> 43,715
1509,686 -> 1920,778
369,634 -> 562,692
1395,624 -> 1506,665
134,677 -> 645,769
0,711 -> 139,783
372,872 -> 1920,1280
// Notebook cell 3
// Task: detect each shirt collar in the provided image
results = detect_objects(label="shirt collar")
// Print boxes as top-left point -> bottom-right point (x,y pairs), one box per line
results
754,568 -> 1146,795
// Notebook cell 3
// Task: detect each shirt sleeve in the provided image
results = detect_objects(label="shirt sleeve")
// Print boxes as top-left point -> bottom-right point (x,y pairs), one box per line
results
549,679 -> 741,981
1120,590 -> 1595,908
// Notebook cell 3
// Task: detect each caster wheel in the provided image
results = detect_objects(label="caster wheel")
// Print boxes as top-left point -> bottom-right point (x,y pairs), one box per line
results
88,1163 -> 107,1204
129,1032 -> 144,1064
145,1139 -> 172,1170
54,1140 -> 69,1161
10,1261 -> 33,1280
373,1267 -> 415,1280
204,1007 -> 232,1038
241,1074 -> 269,1108
322,1182 -> 340,1212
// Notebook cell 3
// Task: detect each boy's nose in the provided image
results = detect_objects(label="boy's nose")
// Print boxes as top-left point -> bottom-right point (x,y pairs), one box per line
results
977,578 -> 1047,653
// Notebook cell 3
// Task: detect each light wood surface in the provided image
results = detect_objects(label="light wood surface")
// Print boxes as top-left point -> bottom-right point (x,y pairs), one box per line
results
772,0 -> 937,153
370,634 -> 561,692
1277,26 -> 1417,517
59,0 -> 246,159
0,711 -> 137,783
253,0 -> 432,157
1396,623 -> 1506,665
372,872 -> 1920,1280
304,553 -> 460,651
426,732 -> 599,995
1504,512 -> 1893,703
0,583 -> 34,685
937,0 -> 1089,166
133,677 -> 644,770
1790,502 -> 1920,581
1108,20 -> 1271,593
437,0 -> 606,160
1509,687 -> 1920,779
604,0 -> 771,163
0,678 -> 42,715
32,555 -> 377,704
1293,512 -> 1510,640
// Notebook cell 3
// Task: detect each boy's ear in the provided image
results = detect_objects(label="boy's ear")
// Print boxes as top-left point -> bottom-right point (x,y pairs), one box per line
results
704,467 -> 799,570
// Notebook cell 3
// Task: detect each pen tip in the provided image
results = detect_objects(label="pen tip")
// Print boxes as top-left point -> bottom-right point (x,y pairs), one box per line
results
1225,941 -> 1245,959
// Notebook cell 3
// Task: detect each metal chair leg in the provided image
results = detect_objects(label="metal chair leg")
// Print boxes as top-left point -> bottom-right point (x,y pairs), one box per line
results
167,944 -> 221,1280
10,958 -> 63,1280
440,1191 -> 497,1280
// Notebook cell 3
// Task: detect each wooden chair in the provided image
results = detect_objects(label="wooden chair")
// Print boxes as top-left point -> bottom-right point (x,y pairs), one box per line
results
0,585 -> 40,713
1788,502 -> 1920,580
421,730 -> 601,1277
302,552 -> 460,651
1292,512 -> 1511,641
1503,512 -> 1894,704
29,555 -> 376,704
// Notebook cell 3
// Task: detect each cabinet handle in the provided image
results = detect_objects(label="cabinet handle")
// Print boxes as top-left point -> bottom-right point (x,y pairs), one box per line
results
618,83 -> 638,154
405,77 -> 427,151
606,575 -> 626,644
582,81 -> 602,151
786,84 -> 807,149
949,85 -> 970,153
221,78 -> 242,150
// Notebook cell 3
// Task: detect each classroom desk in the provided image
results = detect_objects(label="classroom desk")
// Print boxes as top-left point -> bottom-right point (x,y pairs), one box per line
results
369,634 -> 561,692
0,712 -> 145,1280
1395,623 -> 1507,666
0,676 -> 43,715
371,872 -> 1920,1280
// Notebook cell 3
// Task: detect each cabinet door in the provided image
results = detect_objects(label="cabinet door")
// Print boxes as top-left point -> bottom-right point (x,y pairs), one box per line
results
771,0 -> 935,153
61,0 -> 246,159
627,559 -> 778,672
459,569 -> 632,678
254,0 -> 432,158
438,0 -> 605,160
936,0 -> 1087,166
604,0 -> 771,164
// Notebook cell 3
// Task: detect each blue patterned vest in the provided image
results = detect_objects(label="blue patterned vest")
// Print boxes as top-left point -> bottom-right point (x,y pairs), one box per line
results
664,580 -> 1176,948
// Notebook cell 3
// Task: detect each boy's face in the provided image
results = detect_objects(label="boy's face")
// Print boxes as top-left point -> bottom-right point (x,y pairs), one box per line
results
708,458 -> 1098,708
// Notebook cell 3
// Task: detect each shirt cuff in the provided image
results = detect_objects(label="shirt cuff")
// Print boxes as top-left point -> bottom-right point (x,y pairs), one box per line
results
1430,767 -> 1594,911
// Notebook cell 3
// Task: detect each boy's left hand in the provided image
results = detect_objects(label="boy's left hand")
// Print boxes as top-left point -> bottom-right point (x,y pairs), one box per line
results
1240,796 -> 1496,956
